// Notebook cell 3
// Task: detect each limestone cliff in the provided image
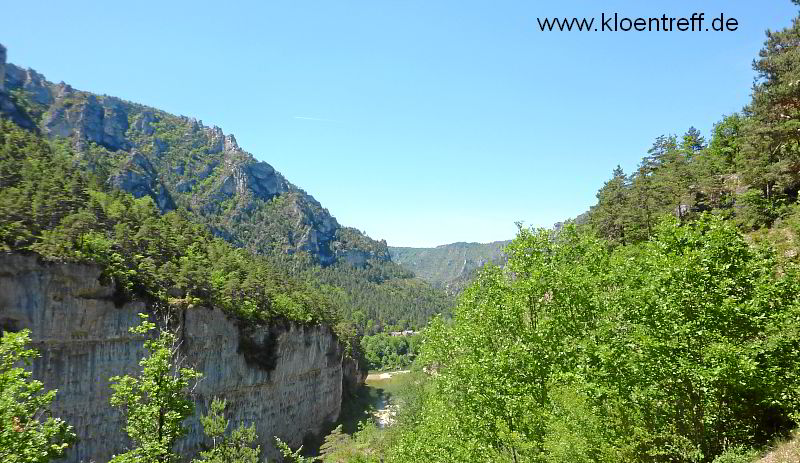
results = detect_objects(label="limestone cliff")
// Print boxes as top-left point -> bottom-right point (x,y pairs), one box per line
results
0,252 -> 358,462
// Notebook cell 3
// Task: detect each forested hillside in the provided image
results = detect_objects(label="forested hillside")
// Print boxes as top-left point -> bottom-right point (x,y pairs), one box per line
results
389,240 -> 509,292
584,14 -> 800,257
0,118 -> 337,328
387,218 -> 800,463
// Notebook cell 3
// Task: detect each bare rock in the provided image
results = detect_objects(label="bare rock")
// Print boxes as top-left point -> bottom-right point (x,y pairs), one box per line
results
42,94 -> 131,151
4,63 -> 52,105
109,151 -> 176,211
132,111 -> 158,135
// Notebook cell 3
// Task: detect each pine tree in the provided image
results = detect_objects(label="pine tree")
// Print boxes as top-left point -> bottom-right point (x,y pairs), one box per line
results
192,398 -> 260,463
589,166 -> 630,245
740,2 -> 800,198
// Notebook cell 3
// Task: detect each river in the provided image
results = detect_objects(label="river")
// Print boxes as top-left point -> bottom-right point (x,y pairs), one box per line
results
365,370 -> 411,427
304,369 -> 416,457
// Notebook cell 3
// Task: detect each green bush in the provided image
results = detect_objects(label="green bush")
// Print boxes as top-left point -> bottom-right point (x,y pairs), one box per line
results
711,446 -> 760,463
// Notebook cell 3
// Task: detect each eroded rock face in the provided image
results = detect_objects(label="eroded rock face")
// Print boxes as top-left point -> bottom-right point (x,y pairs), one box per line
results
42,93 -> 131,151
4,63 -> 52,105
213,155 -> 290,203
342,355 -> 368,396
0,49 -> 37,129
335,249 -> 372,268
0,253 -> 346,462
109,151 -> 176,211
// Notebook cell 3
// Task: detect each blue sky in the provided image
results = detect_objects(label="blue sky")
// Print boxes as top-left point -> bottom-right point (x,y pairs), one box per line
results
3,1 -> 796,246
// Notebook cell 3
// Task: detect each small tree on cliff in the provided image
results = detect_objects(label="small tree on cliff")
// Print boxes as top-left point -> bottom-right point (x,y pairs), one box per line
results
109,313 -> 201,463
275,437 -> 316,463
192,397 -> 260,463
0,329 -> 76,463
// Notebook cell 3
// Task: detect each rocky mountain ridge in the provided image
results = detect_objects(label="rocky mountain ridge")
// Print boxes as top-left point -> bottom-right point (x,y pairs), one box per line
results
0,44 -> 389,266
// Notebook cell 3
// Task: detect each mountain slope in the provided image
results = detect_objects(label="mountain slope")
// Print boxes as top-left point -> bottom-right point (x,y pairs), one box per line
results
1,54 -> 384,266
389,240 -> 510,290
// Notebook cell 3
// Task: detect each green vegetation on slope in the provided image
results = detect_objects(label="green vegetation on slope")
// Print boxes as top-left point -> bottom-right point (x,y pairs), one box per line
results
586,4 -> 800,254
299,262 -> 453,335
388,218 -> 800,463
0,330 -> 75,463
0,118 -> 338,327
2,79 -> 455,336
360,333 -> 421,371
389,241 -> 509,292
2,64 -> 454,336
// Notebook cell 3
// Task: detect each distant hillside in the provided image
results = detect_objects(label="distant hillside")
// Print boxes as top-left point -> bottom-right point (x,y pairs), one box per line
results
389,241 -> 510,291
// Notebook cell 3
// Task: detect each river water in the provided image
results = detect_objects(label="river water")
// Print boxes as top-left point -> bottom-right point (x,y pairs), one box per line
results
365,370 -> 410,427
304,370 -> 415,457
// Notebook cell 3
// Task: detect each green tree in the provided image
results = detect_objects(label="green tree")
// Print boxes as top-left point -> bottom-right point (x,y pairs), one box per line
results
0,330 -> 75,463
390,217 -> 800,463
589,165 -> 630,245
274,437 -> 315,463
192,398 -> 260,463
109,313 -> 202,463
740,1 -> 800,198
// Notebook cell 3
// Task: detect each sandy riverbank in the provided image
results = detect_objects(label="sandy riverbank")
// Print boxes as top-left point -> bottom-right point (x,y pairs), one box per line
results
366,369 -> 411,381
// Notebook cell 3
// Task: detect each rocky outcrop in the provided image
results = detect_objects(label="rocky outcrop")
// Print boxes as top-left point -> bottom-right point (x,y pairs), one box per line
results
109,151 -> 176,211
0,253 -> 352,462
0,45 -> 36,129
335,249 -> 372,268
285,193 -> 340,265
4,63 -> 52,106
212,136 -> 290,203
42,92 -> 130,151
342,355 -> 368,396
132,111 -> 157,136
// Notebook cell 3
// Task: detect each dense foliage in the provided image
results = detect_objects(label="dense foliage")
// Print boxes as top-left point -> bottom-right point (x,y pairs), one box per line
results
301,262 -> 453,334
0,330 -> 75,463
389,218 -> 800,462
360,333 -> 421,371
